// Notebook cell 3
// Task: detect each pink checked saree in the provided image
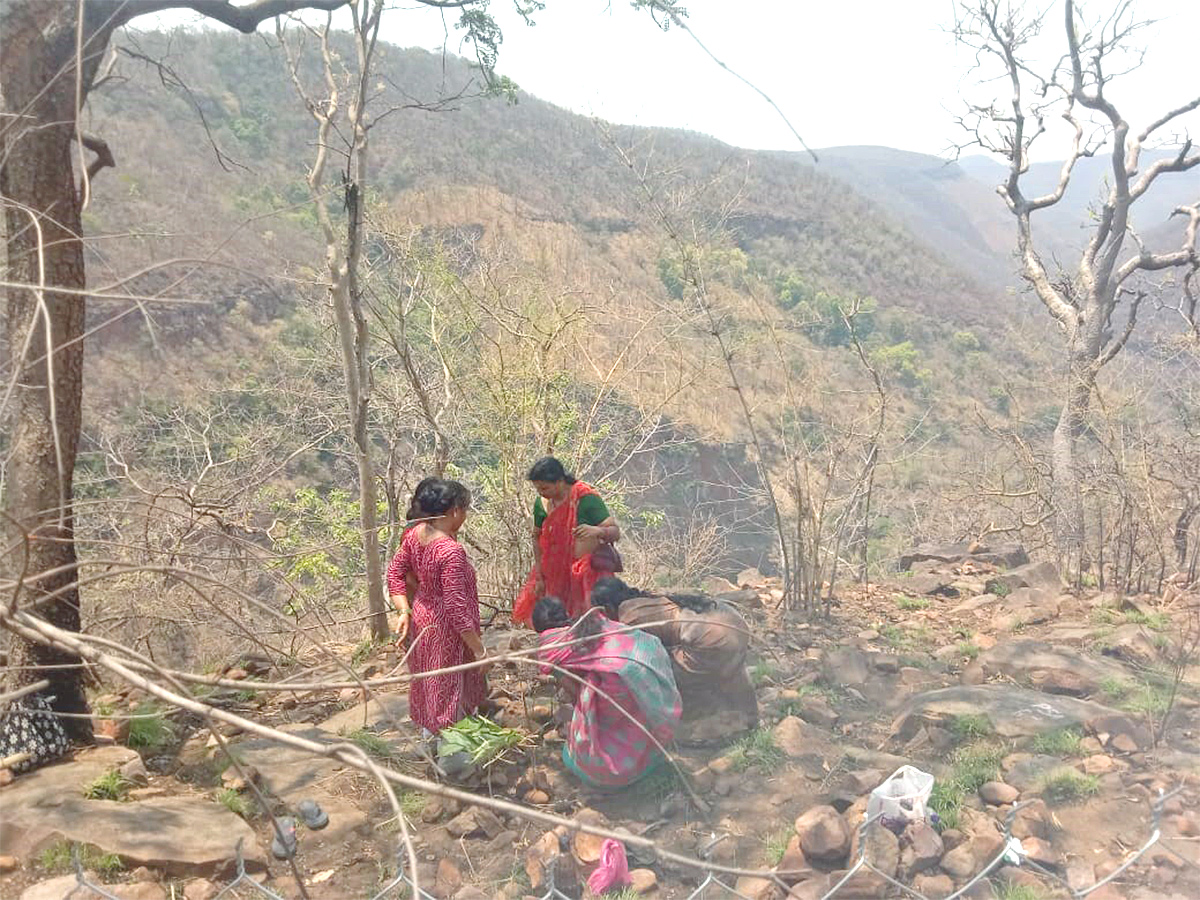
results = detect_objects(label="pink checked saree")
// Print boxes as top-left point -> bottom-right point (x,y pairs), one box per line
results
538,618 -> 681,787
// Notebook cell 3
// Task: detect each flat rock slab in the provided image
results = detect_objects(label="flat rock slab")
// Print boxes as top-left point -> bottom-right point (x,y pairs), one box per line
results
236,725 -> 374,848
890,685 -> 1122,742
317,692 -> 410,735
988,561 -> 1062,594
21,875 -> 169,900
978,640 -> 1132,697
0,747 -> 263,876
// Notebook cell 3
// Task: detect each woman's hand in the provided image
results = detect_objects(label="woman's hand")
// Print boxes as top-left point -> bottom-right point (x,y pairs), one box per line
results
395,610 -> 411,645
573,523 -> 602,540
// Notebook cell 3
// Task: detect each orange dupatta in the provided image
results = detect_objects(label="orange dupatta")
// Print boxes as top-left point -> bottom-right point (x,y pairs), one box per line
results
513,481 -> 601,625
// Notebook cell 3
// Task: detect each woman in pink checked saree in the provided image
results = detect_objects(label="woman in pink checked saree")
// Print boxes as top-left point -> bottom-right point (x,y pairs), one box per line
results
533,596 -> 681,788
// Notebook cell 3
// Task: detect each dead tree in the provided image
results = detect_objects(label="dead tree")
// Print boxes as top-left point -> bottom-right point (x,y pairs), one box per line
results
279,4 -> 394,639
953,0 -> 1200,572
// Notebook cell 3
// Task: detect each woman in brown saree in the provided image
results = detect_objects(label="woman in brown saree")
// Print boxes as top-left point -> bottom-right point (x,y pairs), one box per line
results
590,576 -> 758,739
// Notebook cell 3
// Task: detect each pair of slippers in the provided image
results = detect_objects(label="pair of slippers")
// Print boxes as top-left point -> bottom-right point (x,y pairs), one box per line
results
270,800 -> 329,859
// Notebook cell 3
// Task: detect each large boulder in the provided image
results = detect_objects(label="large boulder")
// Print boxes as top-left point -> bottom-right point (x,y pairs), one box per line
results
821,648 -> 870,689
890,685 -> 1123,742
1097,625 -> 1163,666
992,588 -> 1063,632
977,640 -> 1133,697
898,542 -> 1028,572
794,806 -> 851,864
987,561 -> 1062,594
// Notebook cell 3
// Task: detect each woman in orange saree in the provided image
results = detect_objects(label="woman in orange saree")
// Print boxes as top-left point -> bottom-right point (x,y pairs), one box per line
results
513,457 -> 620,625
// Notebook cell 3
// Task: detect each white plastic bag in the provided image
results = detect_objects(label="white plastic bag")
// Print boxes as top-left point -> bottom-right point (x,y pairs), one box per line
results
866,765 -> 935,823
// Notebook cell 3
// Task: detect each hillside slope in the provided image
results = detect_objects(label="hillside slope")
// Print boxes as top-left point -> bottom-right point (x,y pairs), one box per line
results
69,28 -> 1065,586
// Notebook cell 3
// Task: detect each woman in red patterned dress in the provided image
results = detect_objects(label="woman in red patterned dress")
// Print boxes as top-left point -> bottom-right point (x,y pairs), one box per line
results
386,479 -> 488,736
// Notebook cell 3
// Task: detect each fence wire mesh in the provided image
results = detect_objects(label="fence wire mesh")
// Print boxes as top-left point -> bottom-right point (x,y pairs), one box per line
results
51,787 -> 1183,900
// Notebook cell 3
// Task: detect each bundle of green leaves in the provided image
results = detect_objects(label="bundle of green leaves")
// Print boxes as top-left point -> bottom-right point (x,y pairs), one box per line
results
437,716 -> 528,768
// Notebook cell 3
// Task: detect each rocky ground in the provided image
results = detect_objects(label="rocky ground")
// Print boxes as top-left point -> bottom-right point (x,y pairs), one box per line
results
3,542 -> 1199,900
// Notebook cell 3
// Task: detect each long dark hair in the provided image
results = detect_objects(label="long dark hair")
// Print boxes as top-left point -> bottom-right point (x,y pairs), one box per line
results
416,479 -> 471,517
406,477 -> 440,521
532,596 -> 602,643
527,456 -> 575,485
591,576 -> 716,617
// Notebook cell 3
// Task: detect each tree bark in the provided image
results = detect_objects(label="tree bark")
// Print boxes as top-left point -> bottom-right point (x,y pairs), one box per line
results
1,2 -> 111,741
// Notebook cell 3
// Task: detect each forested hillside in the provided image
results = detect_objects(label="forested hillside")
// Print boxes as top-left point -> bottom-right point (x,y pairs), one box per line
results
40,25 -> 1192,669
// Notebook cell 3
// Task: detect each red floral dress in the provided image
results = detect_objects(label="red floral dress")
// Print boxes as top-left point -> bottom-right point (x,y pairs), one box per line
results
386,527 -> 485,733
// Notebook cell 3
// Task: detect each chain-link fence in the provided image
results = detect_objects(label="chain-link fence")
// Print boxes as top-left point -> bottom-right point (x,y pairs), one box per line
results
52,788 -> 1183,900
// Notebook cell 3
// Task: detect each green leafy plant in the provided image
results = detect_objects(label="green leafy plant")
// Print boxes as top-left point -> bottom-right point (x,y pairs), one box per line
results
83,770 -> 131,801
216,787 -> 252,819
750,661 -> 777,687
985,579 -> 1012,598
897,596 -> 930,611
39,842 -> 123,876
762,826 -> 794,866
993,884 -> 1048,900
929,741 -> 1006,831
951,714 -> 992,742
957,641 -> 981,660
727,727 -> 785,772
401,791 -> 427,817
344,728 -> 395,759
928,781 -> 962,831
1041,771 -> 1100,804
1030,728 -> 1083,757
127,701 -> 174,750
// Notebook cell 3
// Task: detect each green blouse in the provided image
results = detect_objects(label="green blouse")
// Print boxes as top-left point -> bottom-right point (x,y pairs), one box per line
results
533,493 -> 611,529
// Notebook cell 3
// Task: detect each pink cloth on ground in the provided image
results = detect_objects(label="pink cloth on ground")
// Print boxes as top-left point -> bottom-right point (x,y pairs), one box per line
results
587,839 -> 631,894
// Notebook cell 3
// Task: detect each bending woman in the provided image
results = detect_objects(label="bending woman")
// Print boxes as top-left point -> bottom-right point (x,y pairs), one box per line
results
515,456 -> 620,624
386,480 -> 487,736
533,596 -> 680,788
590,576 -> 758,736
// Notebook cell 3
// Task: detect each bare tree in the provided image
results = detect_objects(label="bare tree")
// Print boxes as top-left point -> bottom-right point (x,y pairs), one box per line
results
279,3 -> 393,639
952,0 -> 1200,571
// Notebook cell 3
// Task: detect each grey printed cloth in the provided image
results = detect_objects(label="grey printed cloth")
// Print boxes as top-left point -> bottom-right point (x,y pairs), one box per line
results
0,691 -> 71,773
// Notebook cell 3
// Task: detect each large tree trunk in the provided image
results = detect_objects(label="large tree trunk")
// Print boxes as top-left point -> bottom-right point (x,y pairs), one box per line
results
1,3 -> 107,741
1050,321 -> 1103,574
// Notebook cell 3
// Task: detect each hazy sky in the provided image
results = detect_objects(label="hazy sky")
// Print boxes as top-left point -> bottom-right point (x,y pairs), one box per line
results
146,0 -> 1200,160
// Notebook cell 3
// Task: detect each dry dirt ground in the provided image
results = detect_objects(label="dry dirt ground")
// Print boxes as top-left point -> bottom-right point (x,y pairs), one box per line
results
3,546 -> 1199,900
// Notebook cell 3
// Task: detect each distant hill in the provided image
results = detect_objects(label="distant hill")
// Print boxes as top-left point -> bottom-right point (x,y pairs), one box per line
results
781,146 -> 1199,292
785,146 -> 1020,289
957,150 -> 1200,255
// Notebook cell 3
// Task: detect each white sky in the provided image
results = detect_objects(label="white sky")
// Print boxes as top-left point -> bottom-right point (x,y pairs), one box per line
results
145,0 -> 1200,160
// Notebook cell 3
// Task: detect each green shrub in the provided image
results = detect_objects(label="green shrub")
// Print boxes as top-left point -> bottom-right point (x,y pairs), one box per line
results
344,728 -> 395,759
1041,771 -> 1100,804
127,701 -> 174,750
951,714 -> 992,742
727,727 -> 785,772
83,770 -> 131,802
216,787 -> 252,819
762,826 -> 794,866
39,842 -> 123,876
957,641 -> 981,660
1030,728 -> 1083,757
